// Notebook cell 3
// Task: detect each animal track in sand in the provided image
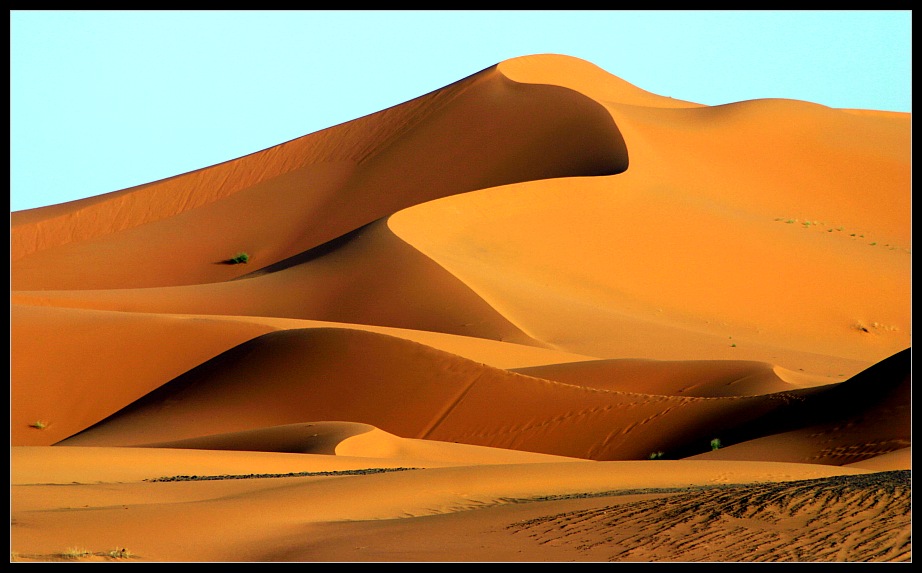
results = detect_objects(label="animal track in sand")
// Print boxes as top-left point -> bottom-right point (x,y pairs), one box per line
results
773,217 -> 908,253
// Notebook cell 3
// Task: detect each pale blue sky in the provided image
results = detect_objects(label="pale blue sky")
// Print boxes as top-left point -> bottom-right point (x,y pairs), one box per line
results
10,10 -> 911,212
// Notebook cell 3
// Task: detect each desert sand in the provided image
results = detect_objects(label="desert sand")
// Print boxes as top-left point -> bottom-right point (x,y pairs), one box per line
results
10,54 -> 910,562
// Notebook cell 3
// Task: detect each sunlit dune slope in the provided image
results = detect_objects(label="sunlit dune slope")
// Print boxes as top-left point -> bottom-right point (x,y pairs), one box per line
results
498,53 -> 705,109
512,358 -> 834,397
388,103 -> 909,370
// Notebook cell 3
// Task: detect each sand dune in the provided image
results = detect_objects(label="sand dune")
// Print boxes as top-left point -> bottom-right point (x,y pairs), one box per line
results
11,61 -> 626,290
10,54 -> 910,562
10,219 -> 543,346
512,358 -> 833,397
55,328 -> 909,465
687,347 -> 911,466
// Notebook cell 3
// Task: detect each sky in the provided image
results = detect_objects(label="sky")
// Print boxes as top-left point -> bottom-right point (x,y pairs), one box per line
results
10,10 -> 912,213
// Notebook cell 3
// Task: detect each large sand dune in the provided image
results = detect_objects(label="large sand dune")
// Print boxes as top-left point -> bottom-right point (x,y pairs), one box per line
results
10,53 -> 910,562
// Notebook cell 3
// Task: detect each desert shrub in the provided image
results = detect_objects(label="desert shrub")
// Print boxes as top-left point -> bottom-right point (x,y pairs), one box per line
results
710,438 -> 722,451
61,547 -> 91,560
29,420 -> 47,429
229,252 -> 250,264
648,451 -> 665,460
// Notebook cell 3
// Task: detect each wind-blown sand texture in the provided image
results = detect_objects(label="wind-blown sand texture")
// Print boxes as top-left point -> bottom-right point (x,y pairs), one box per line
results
10,54 -> 910,563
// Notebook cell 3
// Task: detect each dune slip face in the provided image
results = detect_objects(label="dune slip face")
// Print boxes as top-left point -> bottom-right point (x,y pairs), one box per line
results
10,54 -> 910,563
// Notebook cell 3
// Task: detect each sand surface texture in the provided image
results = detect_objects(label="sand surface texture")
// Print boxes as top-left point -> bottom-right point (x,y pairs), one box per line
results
11,54 -> 910,563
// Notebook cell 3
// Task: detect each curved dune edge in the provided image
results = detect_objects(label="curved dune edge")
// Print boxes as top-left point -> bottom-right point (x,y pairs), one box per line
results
770,364 -> 839,387
512,358 -> 839,397
12,301 -> 594,372
497,53 -> 704,108
383,86 -> 909,370
11,297 -> 594,448
332,424 -> 584,465
54,327 -> 908,467
11,304 -> 595,447
135,421 -> 585,466
137,421 -> 380,455
11,62 -> 628,291
50,324 -> 813,455
386,174 -> 908,373
8,59 -> 486,263
9,217 -> 548,350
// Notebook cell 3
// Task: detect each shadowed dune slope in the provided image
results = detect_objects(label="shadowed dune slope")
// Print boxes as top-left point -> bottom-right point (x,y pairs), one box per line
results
10,301 -> 594,448
687,347 -> 911,467
136,421 -> 395,456
10,219 -> 541,347
58,328 -> 907,464
138,421 -> 585,467
10,304 -> 276,446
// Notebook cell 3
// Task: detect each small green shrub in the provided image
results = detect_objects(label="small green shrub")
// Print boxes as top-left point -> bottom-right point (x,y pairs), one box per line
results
710,438 -> 723,451
229,252 -> 250,264
648,451 -> 665,460
29,420 -> 47,430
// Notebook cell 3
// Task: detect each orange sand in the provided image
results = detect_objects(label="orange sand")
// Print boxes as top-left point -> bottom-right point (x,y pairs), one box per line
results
10,54 -> 910,563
